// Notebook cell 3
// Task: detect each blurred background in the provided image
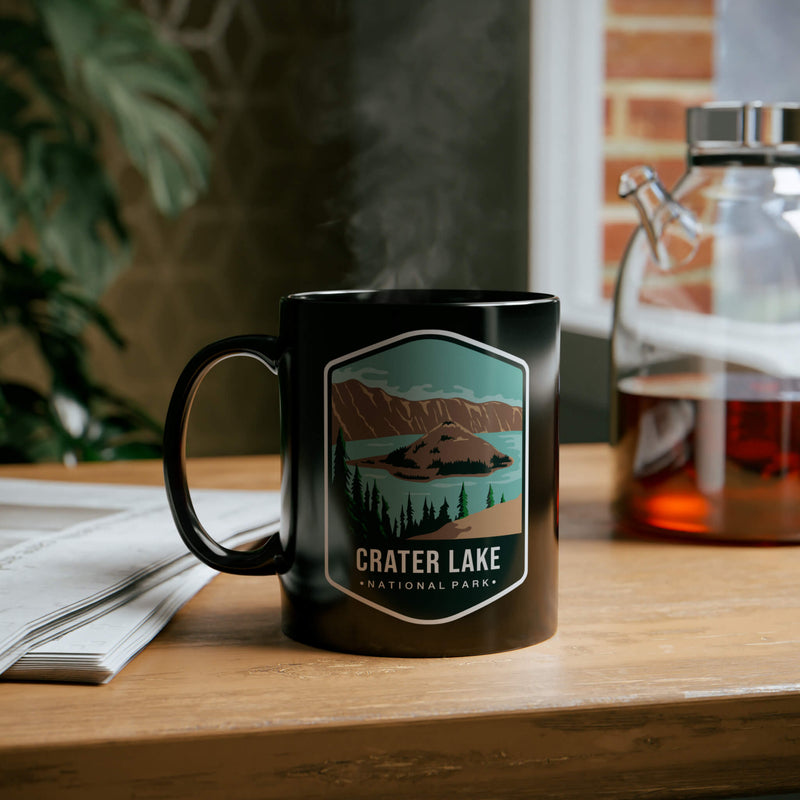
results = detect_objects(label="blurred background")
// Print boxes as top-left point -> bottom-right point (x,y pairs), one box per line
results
0,0 -> 794,461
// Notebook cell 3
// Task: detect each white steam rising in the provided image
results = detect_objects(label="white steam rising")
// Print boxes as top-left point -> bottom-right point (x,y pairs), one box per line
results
346,0 -> 527,289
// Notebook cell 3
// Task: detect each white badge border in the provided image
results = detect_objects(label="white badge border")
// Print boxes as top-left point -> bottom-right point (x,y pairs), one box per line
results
323,329 -> 530,625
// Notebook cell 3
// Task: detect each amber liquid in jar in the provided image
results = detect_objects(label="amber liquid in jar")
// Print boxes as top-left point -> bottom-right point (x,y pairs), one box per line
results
614,373 -> 800,543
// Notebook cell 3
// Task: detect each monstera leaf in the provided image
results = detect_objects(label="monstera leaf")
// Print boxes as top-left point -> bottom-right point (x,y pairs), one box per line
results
0,0 -> 211,462
38,0 -> 211,216
0,0 -> 211,296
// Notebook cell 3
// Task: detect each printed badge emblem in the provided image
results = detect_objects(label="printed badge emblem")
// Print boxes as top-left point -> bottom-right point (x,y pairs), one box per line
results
324,330 -> 529,624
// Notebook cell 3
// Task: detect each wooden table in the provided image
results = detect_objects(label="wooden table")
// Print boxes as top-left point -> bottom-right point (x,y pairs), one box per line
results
1,444 -> 799,799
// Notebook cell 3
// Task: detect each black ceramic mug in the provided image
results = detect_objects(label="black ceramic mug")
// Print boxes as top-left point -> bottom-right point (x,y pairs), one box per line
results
163,289 -> 559,657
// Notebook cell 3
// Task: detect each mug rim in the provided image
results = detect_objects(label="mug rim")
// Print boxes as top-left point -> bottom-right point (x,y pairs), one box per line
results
286,289 -> 559,307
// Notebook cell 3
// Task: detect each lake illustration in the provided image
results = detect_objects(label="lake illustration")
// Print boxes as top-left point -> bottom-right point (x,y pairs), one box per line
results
327,334 -> 527,544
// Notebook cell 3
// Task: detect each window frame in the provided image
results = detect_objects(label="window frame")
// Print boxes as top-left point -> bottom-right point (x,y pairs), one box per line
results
529,0 -> 611,337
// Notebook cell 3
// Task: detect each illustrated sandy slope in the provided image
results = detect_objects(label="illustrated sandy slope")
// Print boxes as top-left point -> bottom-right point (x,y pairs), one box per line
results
410,495 -> 522,540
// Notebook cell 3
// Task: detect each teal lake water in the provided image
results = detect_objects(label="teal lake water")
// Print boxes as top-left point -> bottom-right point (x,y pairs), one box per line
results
342,431 -> 524,526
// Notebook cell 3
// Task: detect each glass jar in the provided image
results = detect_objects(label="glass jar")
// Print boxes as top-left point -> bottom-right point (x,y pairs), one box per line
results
612,102 -> 800,543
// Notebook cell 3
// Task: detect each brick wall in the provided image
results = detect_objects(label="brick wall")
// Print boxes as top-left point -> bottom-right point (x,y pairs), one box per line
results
602,0 -> 715,298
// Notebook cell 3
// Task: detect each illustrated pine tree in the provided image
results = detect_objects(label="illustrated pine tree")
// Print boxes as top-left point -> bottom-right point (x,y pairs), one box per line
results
350,466 -> 363,512
405,494 -> 416,537
380,497 -> 392,539
331,429 -> 350,495
347,465 -> 368,539
437,498 -> 451,526
330,429 -> 353,535
457,483 -> 469,519
362,481 -> 380,540
339,457 -> 500,542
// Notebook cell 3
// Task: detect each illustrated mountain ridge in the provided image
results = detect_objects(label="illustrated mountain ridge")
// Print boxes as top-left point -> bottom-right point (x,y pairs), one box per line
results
331,379 -> 523,442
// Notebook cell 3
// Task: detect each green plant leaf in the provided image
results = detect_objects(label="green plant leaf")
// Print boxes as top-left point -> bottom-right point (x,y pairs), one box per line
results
0,16 -> 83,138
0,0 -> 203,463
0,18 -> 50,62
0,382 -> 64,463
0,82 -> 28,136
37,0 -> 212,216
0,176 -> 19,237
0,250 -> 125,401
22,136 -> 131,295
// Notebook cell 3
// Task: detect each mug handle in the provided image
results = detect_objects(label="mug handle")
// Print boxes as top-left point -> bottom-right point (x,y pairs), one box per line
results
163,335 -> 287,576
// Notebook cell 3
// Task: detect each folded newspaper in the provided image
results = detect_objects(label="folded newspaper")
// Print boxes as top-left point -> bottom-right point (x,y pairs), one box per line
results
0,478 -> 279,684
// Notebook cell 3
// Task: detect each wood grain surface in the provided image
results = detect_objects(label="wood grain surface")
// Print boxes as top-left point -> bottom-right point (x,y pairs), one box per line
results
1,445 -> 799,799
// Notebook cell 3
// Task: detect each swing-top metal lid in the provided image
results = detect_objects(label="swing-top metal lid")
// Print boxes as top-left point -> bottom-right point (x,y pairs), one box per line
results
687,102 -> 800,150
